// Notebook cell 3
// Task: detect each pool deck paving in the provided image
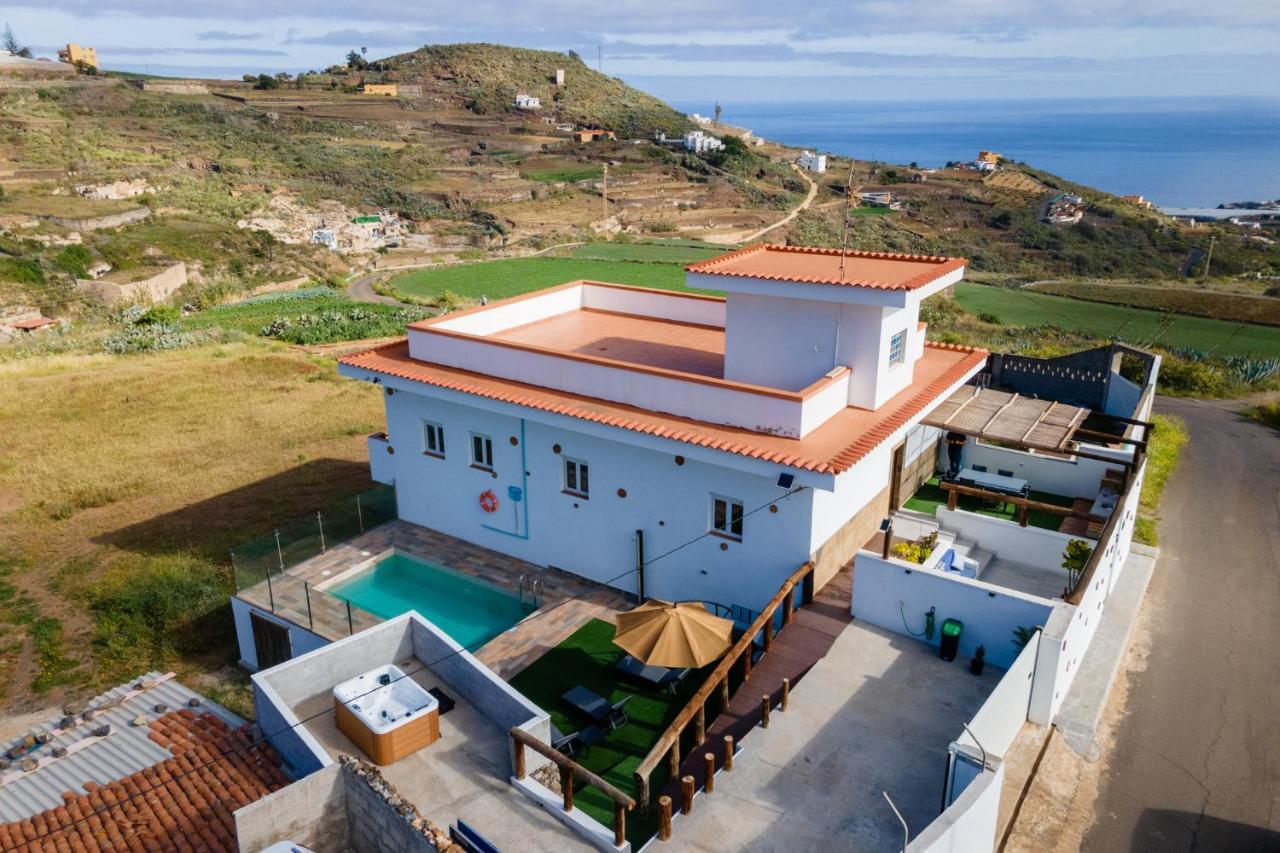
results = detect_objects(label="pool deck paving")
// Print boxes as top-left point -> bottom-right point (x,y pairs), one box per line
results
237,519 -> 634,679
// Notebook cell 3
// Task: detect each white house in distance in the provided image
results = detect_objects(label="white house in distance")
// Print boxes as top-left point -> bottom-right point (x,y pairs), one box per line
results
798,150 -> 827,173
514,93 -> 541,109
682,130 -> 725,154
338,245 -> 982,611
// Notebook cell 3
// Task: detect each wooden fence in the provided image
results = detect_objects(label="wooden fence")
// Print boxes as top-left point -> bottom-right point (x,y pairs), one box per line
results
631,561 -> 815,810
510,726 -> 635,847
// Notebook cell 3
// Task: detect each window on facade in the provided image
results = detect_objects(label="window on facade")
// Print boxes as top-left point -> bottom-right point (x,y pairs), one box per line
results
563,457 -> 590,497
710,495 -> 744,539
470,433 -> 494,469
422,421 -> 445,458
888,330 -> 907,365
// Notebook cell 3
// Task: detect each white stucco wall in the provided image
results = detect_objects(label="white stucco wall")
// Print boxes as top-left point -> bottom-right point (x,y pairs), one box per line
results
381,388 -> 818,610
960,440 -> 1128,500
907,761 -> 1004,853
850,551 -> 1058,669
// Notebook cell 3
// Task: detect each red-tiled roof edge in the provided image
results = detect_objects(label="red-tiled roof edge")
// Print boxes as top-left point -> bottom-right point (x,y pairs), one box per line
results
338,340 -> 988,475
686,242 -> 968,290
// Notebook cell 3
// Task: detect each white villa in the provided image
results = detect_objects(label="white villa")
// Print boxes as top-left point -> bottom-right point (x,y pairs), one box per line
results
682,130 -> 725,154
798,150 -> 827,173
337,245 -> 979,611
514,93 -> 541,109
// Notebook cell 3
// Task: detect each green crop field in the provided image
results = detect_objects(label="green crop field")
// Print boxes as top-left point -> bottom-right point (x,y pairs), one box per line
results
389,256 -> 717,301
1028,281 -> 1280,327
521,166 -> 603,183
955,283 -> 1280,358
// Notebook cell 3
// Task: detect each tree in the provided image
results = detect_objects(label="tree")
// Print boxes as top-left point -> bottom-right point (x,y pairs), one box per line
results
346,50 -> 367,71
253,73 -> 278,90
2,22 -> 32,57
714,101 -> 722,123
1061,539 -> 1093,594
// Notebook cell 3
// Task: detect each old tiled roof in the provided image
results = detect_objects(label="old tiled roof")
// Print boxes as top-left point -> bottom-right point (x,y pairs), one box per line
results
0,673 -> 287,852
685,243 -> 967,290
339,340 -> 987,475
0,711 -> 286,851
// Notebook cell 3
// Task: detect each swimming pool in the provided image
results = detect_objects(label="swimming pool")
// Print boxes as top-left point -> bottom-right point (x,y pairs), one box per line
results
330,552 -> 533,649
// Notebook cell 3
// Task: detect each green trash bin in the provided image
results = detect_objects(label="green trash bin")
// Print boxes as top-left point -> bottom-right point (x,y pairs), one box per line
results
940,618 -> 964,662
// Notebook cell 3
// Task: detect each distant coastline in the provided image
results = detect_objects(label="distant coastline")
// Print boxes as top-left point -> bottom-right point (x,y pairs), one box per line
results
683,97 -> 1280,209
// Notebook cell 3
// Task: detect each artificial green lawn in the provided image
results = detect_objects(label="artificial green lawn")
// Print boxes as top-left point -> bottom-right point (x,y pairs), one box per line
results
954,282 -> 1280,359
507,618 -> 713,846
904,476 -> 1076,531
389,256 -> 721,302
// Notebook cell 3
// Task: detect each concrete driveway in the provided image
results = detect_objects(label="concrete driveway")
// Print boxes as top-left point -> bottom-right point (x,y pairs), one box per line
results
667,621 -> 1001,851
1081,397 -> 1280,851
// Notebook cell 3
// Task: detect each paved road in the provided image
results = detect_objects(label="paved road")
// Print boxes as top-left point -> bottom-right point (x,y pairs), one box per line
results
1082,397 -> 1280,852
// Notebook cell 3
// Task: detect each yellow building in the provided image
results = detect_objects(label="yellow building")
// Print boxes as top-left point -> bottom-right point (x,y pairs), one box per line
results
361,83 -> 398,97
58,43 -> 98,69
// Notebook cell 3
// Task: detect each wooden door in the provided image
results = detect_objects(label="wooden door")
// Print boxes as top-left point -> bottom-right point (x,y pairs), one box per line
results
251,611 -> 292,671
889,443 -> 906,510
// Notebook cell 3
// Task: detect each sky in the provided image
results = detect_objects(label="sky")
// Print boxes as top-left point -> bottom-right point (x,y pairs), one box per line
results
5,1 -> 1279,103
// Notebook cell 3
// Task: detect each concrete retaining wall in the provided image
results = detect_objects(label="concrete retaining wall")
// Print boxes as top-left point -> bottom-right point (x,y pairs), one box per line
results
75,262 -> 186,306
51,205 -> 150,232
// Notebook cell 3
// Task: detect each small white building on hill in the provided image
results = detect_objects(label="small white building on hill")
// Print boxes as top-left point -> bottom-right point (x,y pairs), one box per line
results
339,245 -> 980,610
682,130 -> 725,154
798,150 -> 827,173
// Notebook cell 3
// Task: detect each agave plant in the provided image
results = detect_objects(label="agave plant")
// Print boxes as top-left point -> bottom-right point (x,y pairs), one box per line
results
1225,355 -> 1280,384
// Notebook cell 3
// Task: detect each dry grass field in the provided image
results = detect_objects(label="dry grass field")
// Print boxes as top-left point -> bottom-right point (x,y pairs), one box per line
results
0,340 -> 383,712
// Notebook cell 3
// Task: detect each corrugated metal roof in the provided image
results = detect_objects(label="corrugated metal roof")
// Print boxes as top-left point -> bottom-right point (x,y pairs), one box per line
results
0,672 -> 245,822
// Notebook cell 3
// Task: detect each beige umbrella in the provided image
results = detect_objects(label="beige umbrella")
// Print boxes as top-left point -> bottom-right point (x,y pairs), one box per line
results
613,600 -> 734,669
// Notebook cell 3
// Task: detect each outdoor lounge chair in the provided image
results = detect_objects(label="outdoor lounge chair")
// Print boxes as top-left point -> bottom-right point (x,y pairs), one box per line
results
551,723 -> 603,758
561,686 -> 632,729
615,655 -> 691,695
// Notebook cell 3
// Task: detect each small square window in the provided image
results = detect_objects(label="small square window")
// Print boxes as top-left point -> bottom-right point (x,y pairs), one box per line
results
888,330 -> 907,365
422,421 -> 445,458
470,433 -> 494,470
710,495 -> 744,540
563,457 -> 590,498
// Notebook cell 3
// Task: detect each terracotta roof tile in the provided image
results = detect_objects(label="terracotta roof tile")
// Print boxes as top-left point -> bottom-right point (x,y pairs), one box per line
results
685,243 -> 967,290
0,712 -> 286,852
340,339 -> 987,475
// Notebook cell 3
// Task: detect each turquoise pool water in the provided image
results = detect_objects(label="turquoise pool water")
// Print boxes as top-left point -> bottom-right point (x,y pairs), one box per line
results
331,552 -> 532,649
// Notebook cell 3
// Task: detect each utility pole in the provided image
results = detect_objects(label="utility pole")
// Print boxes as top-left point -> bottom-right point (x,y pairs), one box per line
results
601,162 -> 609,226
597,44 -> 602,72
1202,235 -> 1215,279
838,160 -> 859,280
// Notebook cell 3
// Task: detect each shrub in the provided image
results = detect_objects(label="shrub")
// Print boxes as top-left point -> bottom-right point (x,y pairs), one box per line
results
54,244 -> 93,278
978,312 -> 1002,325
1062,539 -> 1093,594
136,305 -> 181,326
102,323 -> 202,354
1156,358 -> 1242,397
891,531 -> 938,564
434,290 -> 471,313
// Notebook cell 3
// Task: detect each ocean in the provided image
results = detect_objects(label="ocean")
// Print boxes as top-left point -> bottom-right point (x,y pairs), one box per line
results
685,98 -> 1280,209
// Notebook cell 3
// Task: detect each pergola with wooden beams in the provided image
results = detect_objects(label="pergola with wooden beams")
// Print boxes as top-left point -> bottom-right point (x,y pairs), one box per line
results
920,385 -> 1155,527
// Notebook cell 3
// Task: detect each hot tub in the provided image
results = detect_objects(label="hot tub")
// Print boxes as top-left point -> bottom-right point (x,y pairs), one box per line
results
333,664 -> 440,765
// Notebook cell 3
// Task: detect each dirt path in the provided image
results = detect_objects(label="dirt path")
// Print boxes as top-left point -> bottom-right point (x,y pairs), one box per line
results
702,165 -> 818,245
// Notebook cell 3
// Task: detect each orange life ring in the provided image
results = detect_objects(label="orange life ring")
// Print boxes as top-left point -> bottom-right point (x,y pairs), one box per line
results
479,490 -> 499,513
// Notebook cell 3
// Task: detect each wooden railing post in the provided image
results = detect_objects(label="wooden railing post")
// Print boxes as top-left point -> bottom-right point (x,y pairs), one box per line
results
762,618 -> 773,652
614,803 -> 626,848
723,735 -> 734,771
704,753 -> 716,793
681,776 -> 695,815
802,567 -> 815,604
718,676 -> 730,711
782,677 -> 790,712
513,735 -> 526,780
947,487 -> 959,511
563,766 -> 574,812
658,796 -> 673,841
761,694 -> 771,728
782,591 -> 794,625
694,706 -> 705,745
668,742 -> 680,780
742,646 -> 752,679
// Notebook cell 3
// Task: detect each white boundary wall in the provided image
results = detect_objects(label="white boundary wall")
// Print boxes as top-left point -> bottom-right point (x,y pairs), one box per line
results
957,630 -> 1040,758
906,760 -> 1005,853
851,551 -> 1058,669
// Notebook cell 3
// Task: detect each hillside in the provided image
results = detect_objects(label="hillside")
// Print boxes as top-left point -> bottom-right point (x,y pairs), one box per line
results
380,43 -> 691,138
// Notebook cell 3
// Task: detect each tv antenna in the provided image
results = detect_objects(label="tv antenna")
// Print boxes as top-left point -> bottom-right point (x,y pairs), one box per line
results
838,160 -> 861,280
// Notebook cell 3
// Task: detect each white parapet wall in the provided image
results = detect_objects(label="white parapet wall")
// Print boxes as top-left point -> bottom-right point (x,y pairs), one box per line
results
851,550 -> 1059,669
957,630 -> 1041,758
906,760 -> 1005,853
935,507 -> 1083,573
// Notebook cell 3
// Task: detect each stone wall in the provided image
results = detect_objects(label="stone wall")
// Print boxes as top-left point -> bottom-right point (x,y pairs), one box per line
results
75,262 -> 187,306
810,484 -> 890,591
50,205 -> 151,232
341,758 -> 452,852
142,80 -> 210,95
897,436 -> 940,509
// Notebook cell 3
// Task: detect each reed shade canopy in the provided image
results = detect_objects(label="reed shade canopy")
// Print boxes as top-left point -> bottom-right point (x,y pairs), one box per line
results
612,600 -> 734,669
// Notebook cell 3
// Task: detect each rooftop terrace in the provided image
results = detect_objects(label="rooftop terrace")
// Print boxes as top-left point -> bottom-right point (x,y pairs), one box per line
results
685,244 -> 968,290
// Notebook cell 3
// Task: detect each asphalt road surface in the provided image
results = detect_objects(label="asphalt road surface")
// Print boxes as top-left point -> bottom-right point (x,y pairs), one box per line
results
1082,397 -> 1280,851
